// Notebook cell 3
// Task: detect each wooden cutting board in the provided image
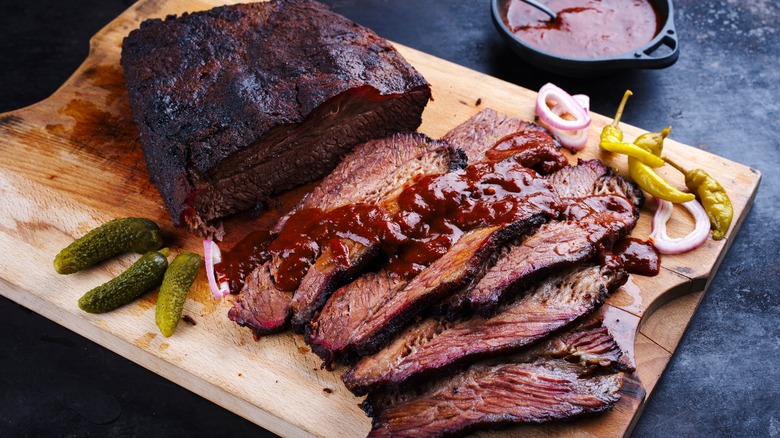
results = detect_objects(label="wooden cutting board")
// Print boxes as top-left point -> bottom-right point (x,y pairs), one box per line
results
0,0 -> 761,436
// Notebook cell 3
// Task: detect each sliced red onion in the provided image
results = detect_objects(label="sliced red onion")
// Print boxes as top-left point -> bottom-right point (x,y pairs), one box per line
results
547,102 -> 589,152
649,198 -> 710,254
204,239 -> 230,299
572,94 -> 590,111
535,83 -> 591,131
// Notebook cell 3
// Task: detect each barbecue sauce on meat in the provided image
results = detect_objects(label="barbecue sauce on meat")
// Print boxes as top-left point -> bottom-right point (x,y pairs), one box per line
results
218,230 -> 272,293
485,130 -> 568,173
218,139 -> 563,292
268,205 -> 405,291
389,160 -> 556,279
614,237 -> 660,276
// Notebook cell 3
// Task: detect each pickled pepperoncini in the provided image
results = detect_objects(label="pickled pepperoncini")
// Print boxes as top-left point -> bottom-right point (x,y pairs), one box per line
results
663,157 -> 734,240
600,91 -> 694,204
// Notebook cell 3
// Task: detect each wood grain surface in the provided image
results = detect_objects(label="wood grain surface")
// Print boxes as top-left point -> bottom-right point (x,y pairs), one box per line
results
0,0 -> 761,437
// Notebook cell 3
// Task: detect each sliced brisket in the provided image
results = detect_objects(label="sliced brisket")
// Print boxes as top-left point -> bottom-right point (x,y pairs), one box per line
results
121,0 -> 431,235
342,263 -> 627,395
308,223 -> 541,364
530,316 -> 635,373
228,134 -> 460,336
307,168 -> 566,362
273,133 -> 456,233
464,194 -> 637,315
441,160 -> 643,317
227,262 -> 292,336
365,361 -> 623,437
304,118 -> 568,361
362,318 -> 629,437
288,139 -> 460,330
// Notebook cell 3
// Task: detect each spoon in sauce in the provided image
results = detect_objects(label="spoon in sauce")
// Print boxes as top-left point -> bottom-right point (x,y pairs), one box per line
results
520,0 -> 557,22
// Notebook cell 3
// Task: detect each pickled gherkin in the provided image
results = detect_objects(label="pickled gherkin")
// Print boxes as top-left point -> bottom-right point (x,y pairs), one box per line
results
78,249 -> 169,313
54,218 -> 163,274
156,252 -> 201,337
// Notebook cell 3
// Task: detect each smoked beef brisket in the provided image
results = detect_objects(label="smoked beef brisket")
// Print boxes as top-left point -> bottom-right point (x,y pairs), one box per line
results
305,113 -> 569,363
284,135 -> 461,330
228,133 -> 462,336
342,263 -> 627,395
220,106 -> 646,435
460,162 -> 643,315
439,160 -> 643,317
121,0 -> 431,236
362,318 -> 629,437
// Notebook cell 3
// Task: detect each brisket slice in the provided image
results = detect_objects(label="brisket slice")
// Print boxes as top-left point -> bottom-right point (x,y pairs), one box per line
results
442,109 -> 524,161
443,108 -> 567,172
365,362 -> 622,438
496,312 -> 635,375
307,222 -> 542,364
342,263 -> 627,395
289,140 -> 462,330
439,160 -> 643,317
121,0 -> 431,235
364,316 -> 630,415
272,133 -> 463,233
464,194 -> 637,315
228,135 -> 460,336
228,262 -> 291,336
546,159 -> 613,199
516,316 -> 635,373
362,319 -> 628,438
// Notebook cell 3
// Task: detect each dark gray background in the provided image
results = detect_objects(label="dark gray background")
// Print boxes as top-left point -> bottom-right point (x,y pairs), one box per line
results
1,0 -> 778,436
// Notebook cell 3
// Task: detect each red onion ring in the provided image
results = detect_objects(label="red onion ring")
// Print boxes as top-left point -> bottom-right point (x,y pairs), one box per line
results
204,239 -> 230,299
547,102 -> 589,151
536,92 -> 591,152
535,83 -> 591,131
649,198 -> 710,254
572,94 -> 590,111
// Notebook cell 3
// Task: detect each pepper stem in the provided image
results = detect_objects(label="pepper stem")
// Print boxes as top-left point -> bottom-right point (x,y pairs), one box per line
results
662,156 -> 688,174
612,90 -> 633,127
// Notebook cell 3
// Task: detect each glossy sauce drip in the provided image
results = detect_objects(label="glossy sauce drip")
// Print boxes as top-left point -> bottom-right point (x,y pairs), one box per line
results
388,160 -> 558,279
267,204 -> 403,291
502,0 -> 660,59
614,237 -> 660,276
484,130 -> 568,173
217,146 -> 563,291
217,230 -> 272,293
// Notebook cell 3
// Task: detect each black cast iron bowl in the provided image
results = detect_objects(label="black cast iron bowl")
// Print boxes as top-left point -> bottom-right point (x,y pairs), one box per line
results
491,0 -> 680,77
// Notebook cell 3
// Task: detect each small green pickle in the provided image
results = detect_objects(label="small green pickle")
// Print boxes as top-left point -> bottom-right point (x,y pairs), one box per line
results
54,217 -> 163,274
78,248 -> 169,313
664,158 -> 734,240
156,252 -> 201,337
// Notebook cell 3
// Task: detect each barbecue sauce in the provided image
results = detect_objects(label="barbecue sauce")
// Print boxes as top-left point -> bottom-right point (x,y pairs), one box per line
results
218,147 -> 562,292
485,131 -> 568,173
387,160 -> 558,279
613,237 -> 660,276
218,230 -> 272,293
502,0 -> 660,59
267,204 -> 403,291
